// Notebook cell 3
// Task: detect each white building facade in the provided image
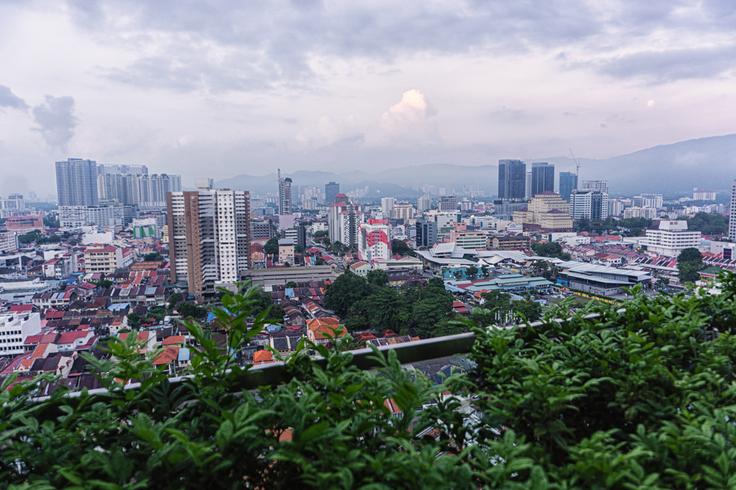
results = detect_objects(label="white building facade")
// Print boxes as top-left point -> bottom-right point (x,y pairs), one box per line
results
644,220 -> 702,257
0,311 -> 41,357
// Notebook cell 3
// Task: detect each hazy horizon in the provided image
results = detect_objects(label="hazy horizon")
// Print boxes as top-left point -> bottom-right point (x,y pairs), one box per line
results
1,1 -> 735,198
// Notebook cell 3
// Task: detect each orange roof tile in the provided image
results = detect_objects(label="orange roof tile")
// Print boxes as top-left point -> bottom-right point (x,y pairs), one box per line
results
162,335 -> 185,346
253,350 -> 274,363
153,346 -> 179,366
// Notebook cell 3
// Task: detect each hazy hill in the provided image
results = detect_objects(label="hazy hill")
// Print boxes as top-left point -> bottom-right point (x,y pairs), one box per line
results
217,134 -> 736,197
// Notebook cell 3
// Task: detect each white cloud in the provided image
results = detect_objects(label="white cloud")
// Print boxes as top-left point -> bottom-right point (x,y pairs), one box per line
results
379,89 -> 437,142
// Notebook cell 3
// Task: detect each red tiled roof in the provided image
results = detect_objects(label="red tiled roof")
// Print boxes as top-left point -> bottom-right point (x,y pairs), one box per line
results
253,350 -> 274,363
162,335 -> 185,346
306,317 -> 345,340
153,346 -> 179,366
119,331 -> 150,342
10,304 -> 33,313
45,310 -> 64,320
24,334 -> 43,345
57,331 -> 89,344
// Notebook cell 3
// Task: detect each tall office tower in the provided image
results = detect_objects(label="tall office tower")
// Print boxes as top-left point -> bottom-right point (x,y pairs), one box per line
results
438,195 -> 457,211
381,197 -> 395,217
497,159 -> 526,200
277,169 -> 292,215
531,162 -> 555,197
415,217 -> 438,248
729,181 -> 736,241
417,195 -> 432,212
167,187 -> 251,299
581,180 -> 609,194
328,193 -> 360,246
570,190 -> 609,221
56,158 -> 99,206
358,219 -> 392,262
559,172 -> 578,201
325,182 -> 340,205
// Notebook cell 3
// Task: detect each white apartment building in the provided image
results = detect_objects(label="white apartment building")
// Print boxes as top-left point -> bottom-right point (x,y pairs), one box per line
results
83,245 -> 123,274
634,193 -> 664,209
730,181 -> 736,241
381,197 -> 395,218
0,311 -> 41,357
417,195 -> 432,212
581,180 -> 609,194
0,231 -> 18,254
624,206 -> 658,219
167,188 -> 251,298
609,199 -> 625,217
693,188 -> 717,201
59,204 -> 125,229
392,203 -> 415,221
570,190 -> 609,221
644,220 -> 702,257
328,195 -> 360,246
215,190 -> 250,284
358,219 -> 391,262
449,230 -> 488,250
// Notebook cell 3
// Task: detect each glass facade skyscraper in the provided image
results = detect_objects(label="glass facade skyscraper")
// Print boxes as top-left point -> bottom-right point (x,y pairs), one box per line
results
531,162 -> 555,197
559,171 -> 578,201
498,159 -> 526,200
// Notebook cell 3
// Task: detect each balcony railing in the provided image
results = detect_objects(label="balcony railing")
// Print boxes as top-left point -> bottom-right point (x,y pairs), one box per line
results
33,309 -> 620,402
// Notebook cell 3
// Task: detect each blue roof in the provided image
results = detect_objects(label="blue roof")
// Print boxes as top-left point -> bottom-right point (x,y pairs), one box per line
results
178,347 -> 190,361
109,303 -> 130,311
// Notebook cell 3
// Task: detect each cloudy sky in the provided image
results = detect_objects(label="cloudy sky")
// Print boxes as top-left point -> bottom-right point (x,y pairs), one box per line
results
0,0 -> 735,198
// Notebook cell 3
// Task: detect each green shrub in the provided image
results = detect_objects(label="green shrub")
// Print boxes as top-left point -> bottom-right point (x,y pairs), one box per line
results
2,275 -> 736,488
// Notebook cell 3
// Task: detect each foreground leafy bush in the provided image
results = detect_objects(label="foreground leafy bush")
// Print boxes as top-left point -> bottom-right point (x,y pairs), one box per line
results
2,275 -> 736,488
0,289 -> 472,489
471,273 -> 736,488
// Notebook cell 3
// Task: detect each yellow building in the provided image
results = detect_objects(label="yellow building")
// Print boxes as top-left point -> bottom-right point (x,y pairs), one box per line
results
513,193 -> 573,232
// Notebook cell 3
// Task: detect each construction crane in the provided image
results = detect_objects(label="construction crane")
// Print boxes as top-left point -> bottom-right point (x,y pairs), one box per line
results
569,148 -> 581,178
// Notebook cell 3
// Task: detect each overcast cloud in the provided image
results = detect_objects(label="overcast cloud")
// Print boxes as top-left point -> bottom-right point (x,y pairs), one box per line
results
0,0 -> 735,197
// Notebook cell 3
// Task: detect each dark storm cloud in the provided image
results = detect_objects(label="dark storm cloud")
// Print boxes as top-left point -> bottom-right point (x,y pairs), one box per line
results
32,95 -> 78,149
0,85 -> 29,110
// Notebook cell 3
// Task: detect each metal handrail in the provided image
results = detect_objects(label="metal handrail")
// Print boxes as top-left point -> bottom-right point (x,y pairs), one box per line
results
31,307 -> 624,401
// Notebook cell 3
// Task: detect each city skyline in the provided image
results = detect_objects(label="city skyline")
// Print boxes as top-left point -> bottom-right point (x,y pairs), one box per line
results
2,1 -> 736,197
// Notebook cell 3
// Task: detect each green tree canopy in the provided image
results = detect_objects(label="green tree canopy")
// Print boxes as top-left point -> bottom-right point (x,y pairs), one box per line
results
687,212 -> 729,235
531,241 -> 570,260
390,239 -> 413,256
366,269 -> 389,287
324,271 -> 372,317
4,274 -> 736,488
264,237 -> 280,256
143,252 -> 163,261
677,247 -> 704,283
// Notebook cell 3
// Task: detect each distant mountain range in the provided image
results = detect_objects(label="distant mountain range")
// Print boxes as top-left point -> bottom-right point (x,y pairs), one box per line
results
216,133 -> 736,197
